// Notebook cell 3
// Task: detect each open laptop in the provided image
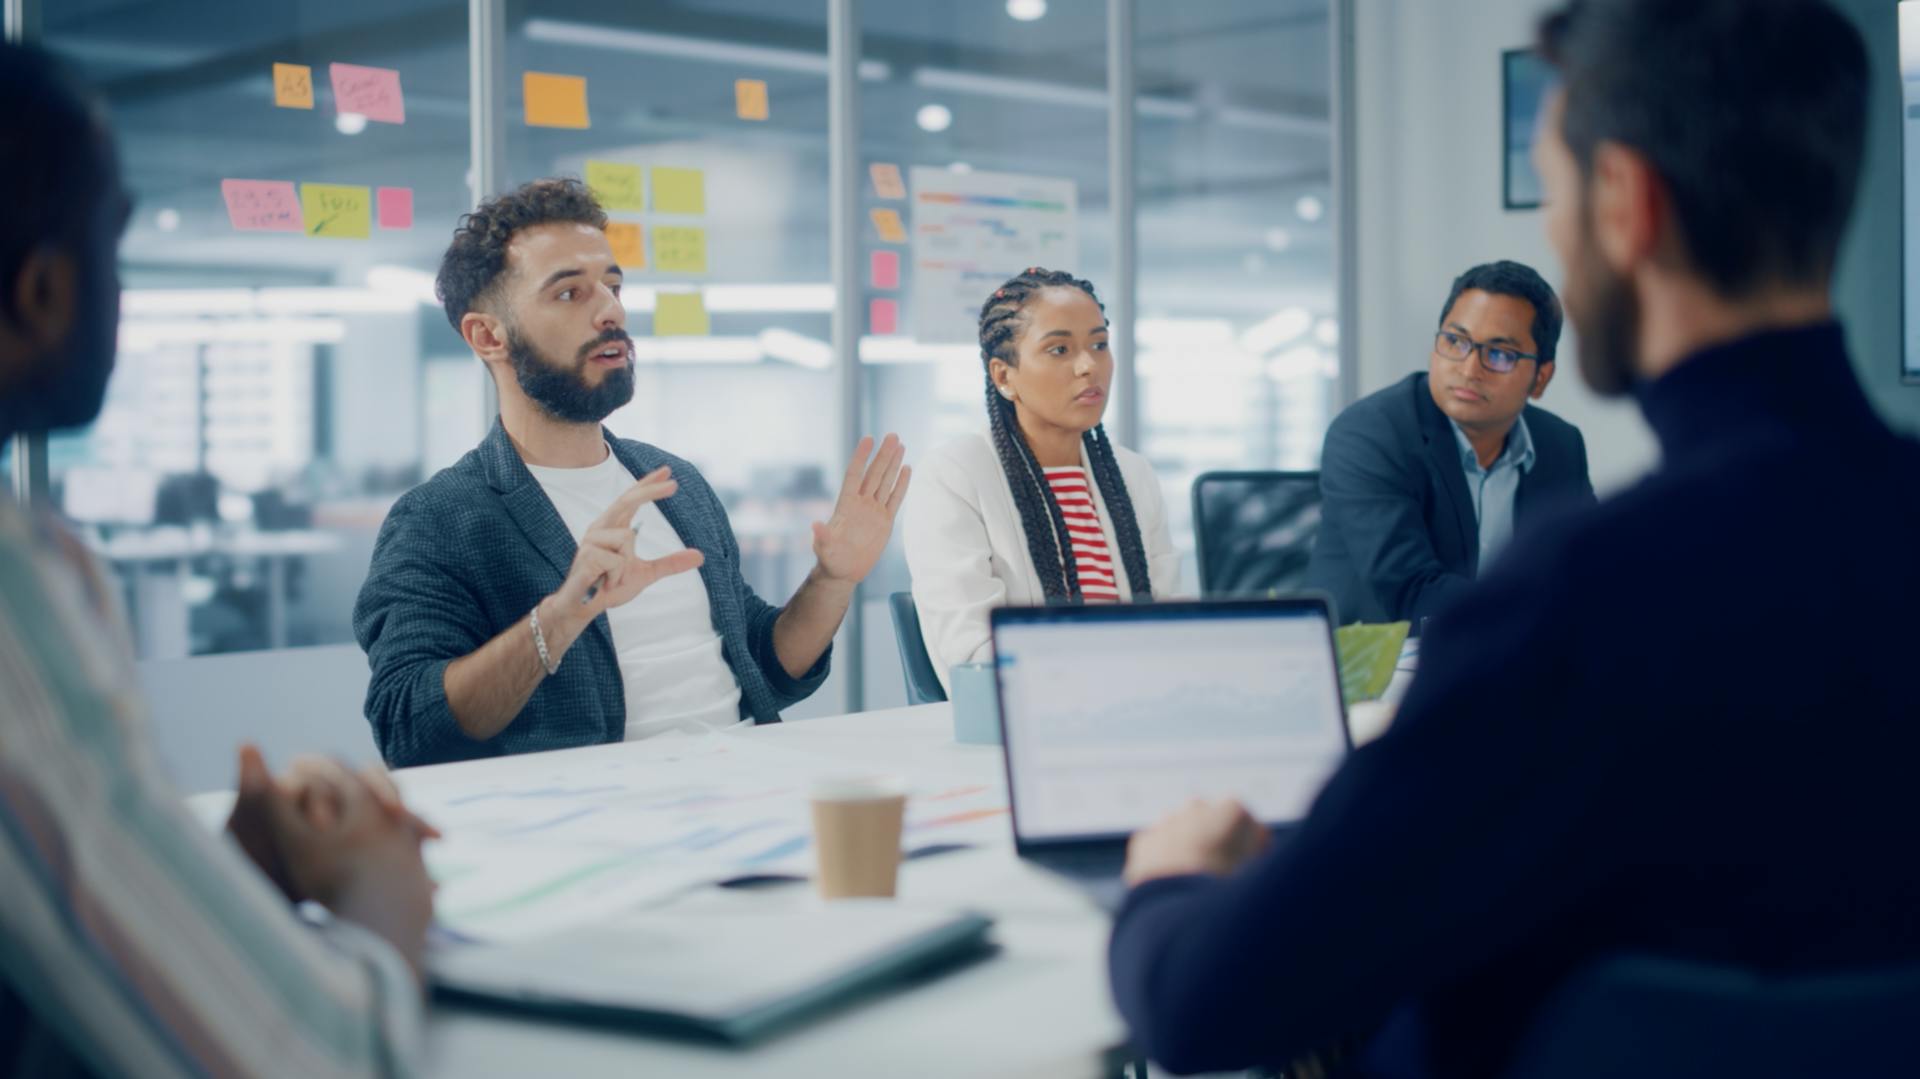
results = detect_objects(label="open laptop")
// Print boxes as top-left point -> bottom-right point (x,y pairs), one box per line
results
990,597 -> 1352,910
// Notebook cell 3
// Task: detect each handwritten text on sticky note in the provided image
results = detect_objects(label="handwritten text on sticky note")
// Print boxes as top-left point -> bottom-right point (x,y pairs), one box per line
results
870,208 -> 907,244
869,162 -> 906,200
329,63 -> 405,124
222,180 -> 304,232
607,222 -> 646,268
273,63 -> 314,109
654,292 -> 710,337
586,160 -> 644,211
652,226 -> 709,274
524,72 -> 590,129
300,183 -> 372,239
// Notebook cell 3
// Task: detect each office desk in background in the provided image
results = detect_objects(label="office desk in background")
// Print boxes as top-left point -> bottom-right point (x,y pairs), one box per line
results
407,706 -> 1126,1078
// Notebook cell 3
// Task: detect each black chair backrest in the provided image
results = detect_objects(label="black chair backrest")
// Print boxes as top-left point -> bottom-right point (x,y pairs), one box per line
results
1502,953 -> 1920,1078
1191,470 -> 1323,597
886,592 -> 948,706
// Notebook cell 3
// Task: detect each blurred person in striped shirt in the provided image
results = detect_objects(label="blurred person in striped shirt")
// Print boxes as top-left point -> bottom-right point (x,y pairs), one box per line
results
0,42 -> 433,1079
905,268 -> 1180,695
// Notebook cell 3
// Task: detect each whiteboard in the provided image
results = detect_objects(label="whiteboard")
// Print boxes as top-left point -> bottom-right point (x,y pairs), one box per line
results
908,167 -> 1079,346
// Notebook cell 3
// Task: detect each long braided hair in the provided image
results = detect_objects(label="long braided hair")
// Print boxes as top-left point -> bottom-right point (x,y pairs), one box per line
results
977,267 -> 1152,603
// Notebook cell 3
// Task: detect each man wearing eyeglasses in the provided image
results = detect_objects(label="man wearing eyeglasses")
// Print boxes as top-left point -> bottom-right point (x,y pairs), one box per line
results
1307,260 -> 1596,626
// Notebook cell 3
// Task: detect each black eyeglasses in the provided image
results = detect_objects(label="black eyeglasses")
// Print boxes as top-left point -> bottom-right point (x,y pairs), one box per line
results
1433,330 -> 1538,374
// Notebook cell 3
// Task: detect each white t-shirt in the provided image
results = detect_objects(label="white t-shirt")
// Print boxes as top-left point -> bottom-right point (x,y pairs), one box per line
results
525,445 -> 745,740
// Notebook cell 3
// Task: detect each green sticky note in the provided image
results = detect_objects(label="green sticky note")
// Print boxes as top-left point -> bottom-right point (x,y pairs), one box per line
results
585,160 -> 643,211
1335,621 -> 1411,705
654,291 -> 710,336
300,183 -> 371,239
650,166 -> 706,214
652,226 -> 708,275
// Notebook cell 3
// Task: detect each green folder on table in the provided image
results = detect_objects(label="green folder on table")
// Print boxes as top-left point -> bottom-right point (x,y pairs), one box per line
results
1335,621 -> 1411,705
430,904 -> 995,1045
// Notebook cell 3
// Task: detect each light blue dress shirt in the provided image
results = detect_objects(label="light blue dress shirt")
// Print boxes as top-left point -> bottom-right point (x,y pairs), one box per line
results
1451,413 -> 1536,572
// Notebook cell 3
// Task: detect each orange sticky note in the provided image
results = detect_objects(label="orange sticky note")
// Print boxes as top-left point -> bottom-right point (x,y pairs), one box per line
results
524,72 -> 590,129
869,162 -> 906,200
735,79 -> 769,121
870,208 -> 907,244
607,222 -> 646,268
273,63 -> 313,109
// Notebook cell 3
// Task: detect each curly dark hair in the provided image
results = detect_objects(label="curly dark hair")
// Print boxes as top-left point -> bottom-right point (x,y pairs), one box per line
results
435,177 -> 608,332
978,267 -> 1151,603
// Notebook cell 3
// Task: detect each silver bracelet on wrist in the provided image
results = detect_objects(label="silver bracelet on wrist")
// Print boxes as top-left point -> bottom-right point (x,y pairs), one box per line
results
530,604 -> 559,676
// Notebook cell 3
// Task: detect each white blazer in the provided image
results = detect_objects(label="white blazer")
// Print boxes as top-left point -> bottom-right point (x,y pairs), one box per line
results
903,431 -> 1182,694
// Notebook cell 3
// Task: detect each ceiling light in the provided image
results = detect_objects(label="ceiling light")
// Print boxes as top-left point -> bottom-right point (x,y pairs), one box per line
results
916,103 -> 953,133
1007,0 -> 1047,21
335,112 -> 368,136
1264,227 -> 1293,252
155,208 -> 181,232
1294,194 -> 1325,223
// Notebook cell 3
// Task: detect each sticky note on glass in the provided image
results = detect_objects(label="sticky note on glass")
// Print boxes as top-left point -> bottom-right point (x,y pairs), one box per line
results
300,183 -> 372,239
870,208 -> 907,244
606,222 -> 646,268
652,226 -> 708,274
870,250 -> 900,290
869,162 -> 906,200
329,63 -> 404,124
273,63 -> 313,109
654,292 -> 710,336
585,160 -> 643,211
221,179 -> 304,232
870,298 -> 899,336
650,167 -> 706,215
377,186 -> 413,229
735,79 -> 769,121
524,72 -> 589,129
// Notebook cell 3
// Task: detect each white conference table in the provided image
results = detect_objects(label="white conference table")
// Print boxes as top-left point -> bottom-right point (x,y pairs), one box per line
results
418,704 -> 1131,1079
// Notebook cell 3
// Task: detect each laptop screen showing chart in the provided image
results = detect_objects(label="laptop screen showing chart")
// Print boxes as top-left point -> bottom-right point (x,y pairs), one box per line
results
993,601 -> 1349,844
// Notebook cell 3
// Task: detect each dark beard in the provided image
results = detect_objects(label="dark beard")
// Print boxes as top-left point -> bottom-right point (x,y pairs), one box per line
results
1568,203 -> 1642,398
508,327 -> 634,423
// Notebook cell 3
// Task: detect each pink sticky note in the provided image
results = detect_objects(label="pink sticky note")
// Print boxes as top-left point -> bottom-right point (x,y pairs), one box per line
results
870,250 -> 900,290
870,298 -> 899,336
329,62 -> 405,124
377,186 -> 413,229
220,179 -> 304,232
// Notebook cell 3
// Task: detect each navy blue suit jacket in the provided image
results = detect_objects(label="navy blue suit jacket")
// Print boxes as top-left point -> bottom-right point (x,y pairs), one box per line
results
352,420 -> 829,767
1109,325 -> 1920,1077
1306,373 -> 1596,625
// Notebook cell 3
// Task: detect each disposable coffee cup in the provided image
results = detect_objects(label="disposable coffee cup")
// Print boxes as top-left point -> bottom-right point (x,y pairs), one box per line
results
810,777 -> 908,899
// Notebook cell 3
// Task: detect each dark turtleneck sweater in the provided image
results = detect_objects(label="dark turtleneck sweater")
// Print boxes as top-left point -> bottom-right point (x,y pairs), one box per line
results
1108,323 -> 1920,1078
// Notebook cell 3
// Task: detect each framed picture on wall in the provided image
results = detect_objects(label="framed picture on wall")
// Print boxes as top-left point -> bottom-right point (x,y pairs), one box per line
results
1902,2 -> 1920,381
1502,48 -> 1553,211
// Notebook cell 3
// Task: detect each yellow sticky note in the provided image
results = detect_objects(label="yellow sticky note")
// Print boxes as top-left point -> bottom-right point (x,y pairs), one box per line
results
273,63 -> 314,109
654,292 -> 710,336
870,208 -> 907,244
585,160 -> 643,211
524,72 -> 590,129
606,222 -> 646,269
650,167 -> 706,215
299,183 -> 371,239
652,226 -> 708,274
735,79 -> 769,121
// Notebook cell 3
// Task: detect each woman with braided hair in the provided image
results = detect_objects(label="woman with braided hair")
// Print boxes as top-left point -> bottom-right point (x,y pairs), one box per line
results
903,267 -> 1179,694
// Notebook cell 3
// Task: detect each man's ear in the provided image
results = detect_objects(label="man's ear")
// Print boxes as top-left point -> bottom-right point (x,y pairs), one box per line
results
8,246 -> 78,350
1531,360 -> 1556,400
461,309 -> 509,365
1588,140 -> 1663,278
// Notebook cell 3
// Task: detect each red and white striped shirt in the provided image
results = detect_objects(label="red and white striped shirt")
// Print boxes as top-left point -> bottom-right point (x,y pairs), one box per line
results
1043,466 -> 1121,601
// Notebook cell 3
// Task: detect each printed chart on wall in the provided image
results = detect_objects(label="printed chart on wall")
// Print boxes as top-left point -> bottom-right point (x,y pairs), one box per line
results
909,167 -> 1078,345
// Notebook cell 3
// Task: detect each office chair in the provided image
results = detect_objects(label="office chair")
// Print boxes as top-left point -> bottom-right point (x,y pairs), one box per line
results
887,592 -> 948,705
1191,470 -> 1323,597
1501,952 -> 1920,1078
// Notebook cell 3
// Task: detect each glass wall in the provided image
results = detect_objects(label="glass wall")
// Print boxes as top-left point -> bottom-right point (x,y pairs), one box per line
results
27,0 -> 1340,712
1135,2 -> 1339,586
41,0 -> 472,659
